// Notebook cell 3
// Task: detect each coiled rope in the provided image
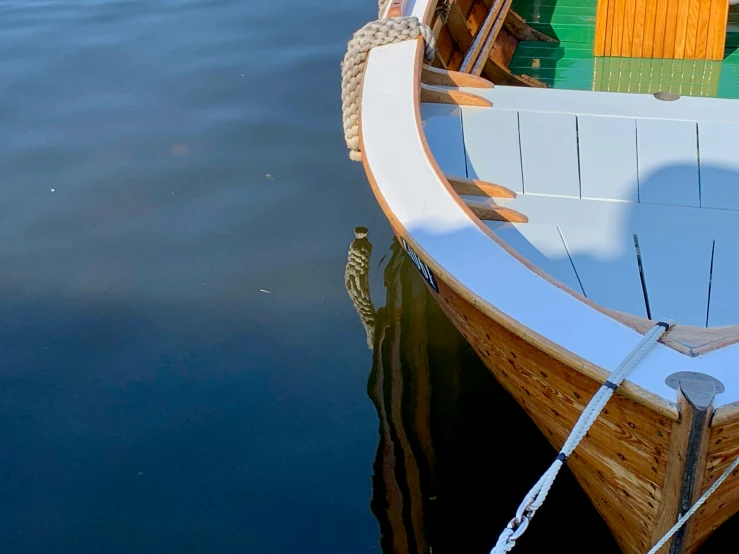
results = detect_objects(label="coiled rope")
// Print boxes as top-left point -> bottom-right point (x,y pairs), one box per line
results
491,320 -> 675,554
341,13 -> 435,161
345,227 -> 376,349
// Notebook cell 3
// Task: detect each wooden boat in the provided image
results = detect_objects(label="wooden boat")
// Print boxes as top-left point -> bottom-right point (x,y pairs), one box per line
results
347,0 -> 739,551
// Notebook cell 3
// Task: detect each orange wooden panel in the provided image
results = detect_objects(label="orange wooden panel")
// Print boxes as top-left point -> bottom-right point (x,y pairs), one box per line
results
595,0 -> 726,59
674,0 -> 692,58
632,0 -> 649,56
642,0 -> 660,57
707,0 -> 729,60
605,0 -> 617,55
622,0 -> 635,55
685,0 -> 702,58
611,0 -> 625,56
695,0 -> 714,58
653,0 -> 670,57
595,0 -> 610,56
664,0 -> 680,57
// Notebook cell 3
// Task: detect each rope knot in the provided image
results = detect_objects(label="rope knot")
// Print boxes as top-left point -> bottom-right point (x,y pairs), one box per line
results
341,16 -> 436,161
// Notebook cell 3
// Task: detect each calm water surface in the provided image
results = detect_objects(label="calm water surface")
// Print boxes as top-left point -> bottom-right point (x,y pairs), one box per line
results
0,1 -> 735,552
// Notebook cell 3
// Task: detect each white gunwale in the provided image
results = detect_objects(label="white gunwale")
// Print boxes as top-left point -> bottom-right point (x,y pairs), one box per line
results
358,0 -> 739,417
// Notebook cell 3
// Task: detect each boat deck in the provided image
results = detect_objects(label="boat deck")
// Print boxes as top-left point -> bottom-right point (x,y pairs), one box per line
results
509,0 -> 739,98
422,89 -> 739,327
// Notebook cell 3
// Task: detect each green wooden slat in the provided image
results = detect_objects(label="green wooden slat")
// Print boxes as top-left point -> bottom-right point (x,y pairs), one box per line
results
507,4 -> 739,100
529,23 -> 595,42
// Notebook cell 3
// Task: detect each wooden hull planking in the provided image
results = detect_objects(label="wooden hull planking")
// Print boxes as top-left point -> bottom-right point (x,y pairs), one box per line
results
419,270 -> 739,552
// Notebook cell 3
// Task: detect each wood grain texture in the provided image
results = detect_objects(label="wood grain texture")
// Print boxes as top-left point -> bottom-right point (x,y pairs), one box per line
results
622,0 -> 636,56
445,174 -> 517,198
504,10 -> 556,42
708,0 -> 729,60
420,83 -> 493,106
612,0 -> 626,55
421,65 -> 494,88
595,0 -> 725,59
430,0 -> 546,85
460,0 -> 507,72
490,28 -> 518,68
685,0 -> 702,58
664,0 -> 680,57
683,412 -> 739,551
595,0 -> 610,55
470,0 -> 515,75
653,0 -> 669,57
651,394 -> 695,552
605,0 -> 617,55
430,276 -> 675,553
415,269 -> 739,553
632,0 -> 648,56
643,0 -> 659,57
464,199 -> 528,222
651,388 -> 714,553
674,0 -> 692,58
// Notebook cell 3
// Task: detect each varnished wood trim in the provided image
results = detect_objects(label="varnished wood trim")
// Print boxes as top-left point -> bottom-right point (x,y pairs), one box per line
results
446,174 -> 517,198
517,74 -> 549,87
504,10 -> 557,42
612,312 -> 739,357
359,37 -> 679,421
419,83 -> 493,106
421,65 -> 494,88
652,387 -> 714,552
481,55 -> 547,87
712,401 -> 739,427
460,0 -> 508,72
471,0 -> 515,76
464,199 -> 528,222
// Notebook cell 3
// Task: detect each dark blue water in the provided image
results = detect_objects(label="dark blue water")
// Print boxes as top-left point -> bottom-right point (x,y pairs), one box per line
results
0,1 -> 736,552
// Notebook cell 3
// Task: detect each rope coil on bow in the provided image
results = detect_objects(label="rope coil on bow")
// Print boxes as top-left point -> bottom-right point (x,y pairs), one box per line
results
341,15 -> 435,161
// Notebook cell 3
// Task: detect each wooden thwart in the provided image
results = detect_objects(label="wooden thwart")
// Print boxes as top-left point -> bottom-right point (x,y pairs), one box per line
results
464,199 -> 528,222
445,174 -> 517,198
421,65 -> 494,89
594,0 -> 728,59
420,83 -> 493,107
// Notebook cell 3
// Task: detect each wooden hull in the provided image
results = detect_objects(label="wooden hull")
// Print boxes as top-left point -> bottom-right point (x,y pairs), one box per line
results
353,2 -> 739,550
420,270 -> 739,553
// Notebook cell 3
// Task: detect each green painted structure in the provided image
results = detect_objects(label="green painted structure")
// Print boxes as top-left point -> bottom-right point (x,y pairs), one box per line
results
509,0 -> 739,98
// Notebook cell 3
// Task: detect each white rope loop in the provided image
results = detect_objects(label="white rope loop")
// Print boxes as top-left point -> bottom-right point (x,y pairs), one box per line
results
341,16 -> 436,161
490,320 -> 674,554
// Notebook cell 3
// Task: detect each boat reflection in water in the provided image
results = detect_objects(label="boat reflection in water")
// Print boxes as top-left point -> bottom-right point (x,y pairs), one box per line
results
346,228 -> 619,553
346,228 -> 739,553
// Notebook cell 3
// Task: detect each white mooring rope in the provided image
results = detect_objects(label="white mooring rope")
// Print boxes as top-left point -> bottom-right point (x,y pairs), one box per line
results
341,15 -> 435,161
491,320 -> 675,554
